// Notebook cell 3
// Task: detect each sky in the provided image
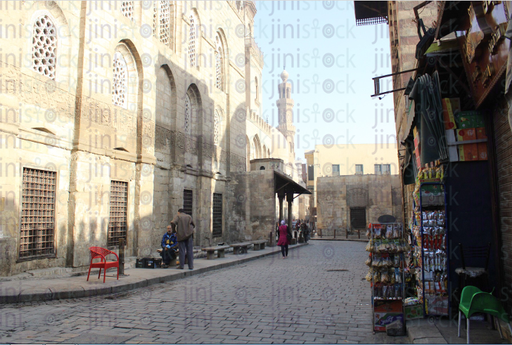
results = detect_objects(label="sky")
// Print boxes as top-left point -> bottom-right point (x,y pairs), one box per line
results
252,1 -> 396,161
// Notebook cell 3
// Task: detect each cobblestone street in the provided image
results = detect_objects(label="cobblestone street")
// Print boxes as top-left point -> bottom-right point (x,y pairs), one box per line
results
0,241 -> 396,344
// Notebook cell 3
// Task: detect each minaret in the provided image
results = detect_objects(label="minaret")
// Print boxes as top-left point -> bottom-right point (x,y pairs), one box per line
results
276,69 -> 296,157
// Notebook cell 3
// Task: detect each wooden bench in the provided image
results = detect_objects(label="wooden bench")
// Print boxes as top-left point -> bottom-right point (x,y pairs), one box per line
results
252,240 -> 267,250
87,247 -> 119,283
201,245 -> 230,260
230,242 -> 253,254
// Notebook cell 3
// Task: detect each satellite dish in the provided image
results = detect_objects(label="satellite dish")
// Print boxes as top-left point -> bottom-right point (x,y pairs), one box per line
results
378,215 -> 396,224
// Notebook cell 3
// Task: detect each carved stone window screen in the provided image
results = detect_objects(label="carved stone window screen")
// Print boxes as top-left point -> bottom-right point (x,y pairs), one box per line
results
215,35 -> 223,90
189,15 -> 196,67
214,110 -> 221,145
32,14 -> 57,80
184,94 -> 191,134
121,1 -> 134,21
112,52 -> 128,108
154,1 -> 171,45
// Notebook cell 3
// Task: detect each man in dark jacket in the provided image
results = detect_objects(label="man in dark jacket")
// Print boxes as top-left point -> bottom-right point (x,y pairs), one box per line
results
160,225 -> 177,268
171,208 -> 195,270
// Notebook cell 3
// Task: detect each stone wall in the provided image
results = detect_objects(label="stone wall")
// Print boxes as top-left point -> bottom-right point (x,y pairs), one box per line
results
0,1 -> 267,276
316,174 -> 402,236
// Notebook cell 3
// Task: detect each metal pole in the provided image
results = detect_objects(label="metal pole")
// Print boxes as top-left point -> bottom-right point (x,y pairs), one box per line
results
119,238 -> 125,276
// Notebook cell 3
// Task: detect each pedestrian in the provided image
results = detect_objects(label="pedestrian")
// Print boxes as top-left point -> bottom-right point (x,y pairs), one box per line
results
171,208 -> 195,270
301,222 -> 310,244
277,220 -> 290,259
160,225 -> 177,268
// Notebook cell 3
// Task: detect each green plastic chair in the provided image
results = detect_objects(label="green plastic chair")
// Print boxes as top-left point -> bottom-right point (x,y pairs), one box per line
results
458,285 -> 512,344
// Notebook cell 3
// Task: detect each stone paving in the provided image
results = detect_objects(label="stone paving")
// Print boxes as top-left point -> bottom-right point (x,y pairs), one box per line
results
0,241 -> 403,344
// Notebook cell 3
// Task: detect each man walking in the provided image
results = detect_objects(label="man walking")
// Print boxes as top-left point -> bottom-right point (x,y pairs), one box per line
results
171,208 -> 195,270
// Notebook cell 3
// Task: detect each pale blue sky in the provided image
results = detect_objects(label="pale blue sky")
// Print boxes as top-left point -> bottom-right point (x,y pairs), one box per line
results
253,1 -> 396,160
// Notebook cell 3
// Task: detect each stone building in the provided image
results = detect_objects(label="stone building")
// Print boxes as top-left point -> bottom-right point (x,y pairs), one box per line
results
316,173 -> 401,236
304,143 -> 399,221
0,1 -> 304,276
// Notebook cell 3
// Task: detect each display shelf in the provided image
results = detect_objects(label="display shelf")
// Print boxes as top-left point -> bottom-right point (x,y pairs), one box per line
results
416,182 -> 449,317
366,222 -> 407,332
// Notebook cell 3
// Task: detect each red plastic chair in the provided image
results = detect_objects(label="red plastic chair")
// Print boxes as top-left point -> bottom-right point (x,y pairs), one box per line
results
86,247 -> 119,283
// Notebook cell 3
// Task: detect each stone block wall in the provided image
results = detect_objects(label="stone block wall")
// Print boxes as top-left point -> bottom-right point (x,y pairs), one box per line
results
316,174 -> 402,236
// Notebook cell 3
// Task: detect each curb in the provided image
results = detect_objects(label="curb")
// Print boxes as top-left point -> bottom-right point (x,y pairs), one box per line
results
0,244 -> 306,304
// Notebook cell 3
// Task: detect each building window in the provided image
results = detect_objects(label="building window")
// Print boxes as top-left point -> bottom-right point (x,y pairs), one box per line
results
184,94 -> 191,134
19,168 -> 56,260
183,189 -> 193,217
153,0 -> 171,45
214,110 -> 221,146
350,208 -> 366,229
189,14 -> 197,68
112,52 -> 128,108
32,14 -> 57,80
212,193 -> 222,237
121,1 -> 134,21
383,164 -> 391,174
332,164 -> 340,176
374,164 -> 382,175
108,181 -> 128,247
308,165 -> 315,181
255,77 -> 258,101
355,164 -> 363,175
215,34 -> 224,90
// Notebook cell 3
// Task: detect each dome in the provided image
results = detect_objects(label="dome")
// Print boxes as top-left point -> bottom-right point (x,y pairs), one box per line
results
280,70 -> 289,82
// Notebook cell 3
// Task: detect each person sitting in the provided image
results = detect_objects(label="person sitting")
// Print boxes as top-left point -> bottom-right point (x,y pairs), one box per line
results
159,225 -> 177,268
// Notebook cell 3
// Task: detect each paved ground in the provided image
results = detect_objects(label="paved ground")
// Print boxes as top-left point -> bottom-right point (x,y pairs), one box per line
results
0,241 -> 407,344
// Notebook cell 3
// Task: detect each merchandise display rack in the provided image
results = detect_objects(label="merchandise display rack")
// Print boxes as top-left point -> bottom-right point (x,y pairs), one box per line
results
366,222 -> 407,333
418,182 -> 449,317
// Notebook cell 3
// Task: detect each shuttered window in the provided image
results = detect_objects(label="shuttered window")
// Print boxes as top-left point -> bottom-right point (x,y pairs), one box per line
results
212,193 -> 222,237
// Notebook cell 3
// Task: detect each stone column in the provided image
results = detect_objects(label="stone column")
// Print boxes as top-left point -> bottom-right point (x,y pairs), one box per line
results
287,192 -> 294,232
278,190 -> 285,223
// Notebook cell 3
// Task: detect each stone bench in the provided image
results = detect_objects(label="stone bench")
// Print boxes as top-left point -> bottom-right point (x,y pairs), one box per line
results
251,240 -> 267,250
201,245 -> 230,260
230,242 -> 253,254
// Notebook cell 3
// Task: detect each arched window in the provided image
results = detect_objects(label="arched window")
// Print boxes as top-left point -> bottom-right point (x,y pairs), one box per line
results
153,1 -> 171,45
184,94 -> 192,134
32,14 -> 57,80
121,1 -> 134,21
112,52 -> 128,108
215,34 -> 224,90
214,110 -> 221,146
189,14 -> 197,67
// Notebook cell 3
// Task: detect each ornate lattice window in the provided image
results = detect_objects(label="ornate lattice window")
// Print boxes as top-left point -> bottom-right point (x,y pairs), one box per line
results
215,35 -> 223,90
159,1 -> 171,45
108,180 -> 128,247
121,1 -> 134,21
214,110 -> 221,146
153,3 -> 158,36
19,168 -> 56,260
153,1 -> 171,45
112,52 -> 127,108
184,94 -> 191,134
32,15 -> 57,80
189,14 -> 196,67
